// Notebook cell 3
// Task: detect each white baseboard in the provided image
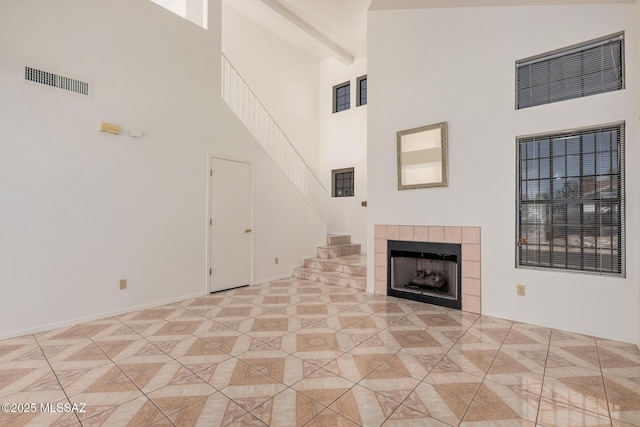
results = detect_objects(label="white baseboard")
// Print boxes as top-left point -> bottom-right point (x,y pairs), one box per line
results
254,273 -> 295,285
483,310 -> 636,344
252,252 -> 318,286
0,291 -> 205,341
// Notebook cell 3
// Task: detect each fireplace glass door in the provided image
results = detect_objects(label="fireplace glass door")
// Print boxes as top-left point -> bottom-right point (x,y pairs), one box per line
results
387,240 -> 462,309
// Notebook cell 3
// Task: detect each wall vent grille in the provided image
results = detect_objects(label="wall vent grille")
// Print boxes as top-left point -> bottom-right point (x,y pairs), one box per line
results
25,66 -> 89,95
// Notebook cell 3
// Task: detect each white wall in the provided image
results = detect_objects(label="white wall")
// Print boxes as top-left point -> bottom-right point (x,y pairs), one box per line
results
319,58 -> 368,250
0,0 -> 324,339
368,3 -> 638,343
221,4 -> 320,175
150,0 -> 207,28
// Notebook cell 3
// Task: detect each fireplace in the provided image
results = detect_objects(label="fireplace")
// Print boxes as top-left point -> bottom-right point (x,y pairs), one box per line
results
387,240 -> 462,309
374,225 -> 481,314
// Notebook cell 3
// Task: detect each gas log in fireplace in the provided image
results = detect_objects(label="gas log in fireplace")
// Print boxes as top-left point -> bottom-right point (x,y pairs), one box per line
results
387,240 -> 462,309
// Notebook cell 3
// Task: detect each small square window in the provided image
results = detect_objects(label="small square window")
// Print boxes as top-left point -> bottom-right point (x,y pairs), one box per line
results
333,81 -> 350,113
332,168 -> 354,197
357,75 -> 367,106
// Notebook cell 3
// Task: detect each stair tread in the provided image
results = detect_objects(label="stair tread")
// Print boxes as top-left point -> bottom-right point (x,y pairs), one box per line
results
296,235 -> 366,291
306,254 -> 366,264
318,243 -> 360,249
294,267 -> 365,278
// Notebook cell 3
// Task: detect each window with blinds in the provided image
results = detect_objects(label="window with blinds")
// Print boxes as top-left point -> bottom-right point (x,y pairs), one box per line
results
516,33 -> 624,109
516,123 -> 625,276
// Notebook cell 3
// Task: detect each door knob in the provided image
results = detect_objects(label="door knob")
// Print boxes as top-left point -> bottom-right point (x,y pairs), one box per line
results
245,228 -> 252,233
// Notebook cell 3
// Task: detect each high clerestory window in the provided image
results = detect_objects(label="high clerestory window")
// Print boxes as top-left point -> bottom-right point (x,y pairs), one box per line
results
333,81 -> 350,113
357,75 -> 367,106
516,33 -> 624,109
516,123 -> 625,276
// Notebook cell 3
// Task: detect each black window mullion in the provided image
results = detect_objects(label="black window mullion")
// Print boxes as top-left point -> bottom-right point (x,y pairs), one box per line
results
579,134 -> 585,271
562,144 -> 569,269
609,130 -> 616,271
548,138 -> 555,267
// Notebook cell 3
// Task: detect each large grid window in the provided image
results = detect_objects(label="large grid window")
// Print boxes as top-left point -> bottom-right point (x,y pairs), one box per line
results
516,33 -> 624,109
357,75 -> 367,106
332,168 -> 354,197
516,123 -> 625,276
333,82 -> 350,113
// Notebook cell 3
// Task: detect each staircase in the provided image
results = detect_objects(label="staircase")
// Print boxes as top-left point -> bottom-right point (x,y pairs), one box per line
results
293,235 -> 366,290
221,54 -> 327,221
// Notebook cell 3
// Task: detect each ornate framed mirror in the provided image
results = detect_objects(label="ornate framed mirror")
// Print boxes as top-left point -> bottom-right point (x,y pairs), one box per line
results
397,122 -> 448,190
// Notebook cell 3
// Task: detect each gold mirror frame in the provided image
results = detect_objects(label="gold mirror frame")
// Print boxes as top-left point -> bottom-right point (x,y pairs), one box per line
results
397,121 -> 448,190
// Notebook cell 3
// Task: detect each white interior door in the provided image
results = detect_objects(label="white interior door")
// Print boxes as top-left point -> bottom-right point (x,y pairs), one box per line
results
209,157 -> 252,292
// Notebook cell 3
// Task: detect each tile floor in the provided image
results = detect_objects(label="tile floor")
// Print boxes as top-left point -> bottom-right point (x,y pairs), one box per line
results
1,278 -> 639,426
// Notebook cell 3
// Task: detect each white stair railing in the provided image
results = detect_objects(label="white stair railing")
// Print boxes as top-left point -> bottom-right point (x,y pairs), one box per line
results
221,54 -> 327,221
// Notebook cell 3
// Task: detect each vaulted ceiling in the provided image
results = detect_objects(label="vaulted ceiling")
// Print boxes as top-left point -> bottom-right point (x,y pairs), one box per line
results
222,0 -> 632,64
223,0 -> 371,64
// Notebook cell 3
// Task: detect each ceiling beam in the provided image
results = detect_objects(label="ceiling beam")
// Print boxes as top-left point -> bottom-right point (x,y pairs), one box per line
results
257,0 -> 354,64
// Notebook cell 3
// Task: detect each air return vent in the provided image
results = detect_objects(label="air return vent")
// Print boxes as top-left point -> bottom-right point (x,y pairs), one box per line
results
25,66 -> 89,96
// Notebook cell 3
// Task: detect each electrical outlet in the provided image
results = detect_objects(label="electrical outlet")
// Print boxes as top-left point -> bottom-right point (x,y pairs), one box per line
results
517,284 -> 525,296
275,257 -> 279,265
120,279 -> 127,290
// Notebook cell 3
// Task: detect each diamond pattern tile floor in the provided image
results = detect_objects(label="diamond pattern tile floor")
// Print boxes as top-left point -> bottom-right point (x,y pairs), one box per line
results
0,277 -> 639,426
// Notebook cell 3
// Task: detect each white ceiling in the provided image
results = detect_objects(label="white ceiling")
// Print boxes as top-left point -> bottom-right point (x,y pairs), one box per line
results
223,0 -> 629,63
223,0 -> 372,63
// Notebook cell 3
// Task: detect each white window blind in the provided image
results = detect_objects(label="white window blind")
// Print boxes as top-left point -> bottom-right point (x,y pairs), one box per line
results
517,33 -> 624,109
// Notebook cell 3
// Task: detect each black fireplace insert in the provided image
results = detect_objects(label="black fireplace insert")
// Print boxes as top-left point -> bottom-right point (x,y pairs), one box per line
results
387,240 -> 462,309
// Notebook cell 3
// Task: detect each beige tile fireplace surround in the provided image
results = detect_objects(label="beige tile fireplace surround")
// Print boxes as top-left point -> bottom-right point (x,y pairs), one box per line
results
374,225 -> 482,314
